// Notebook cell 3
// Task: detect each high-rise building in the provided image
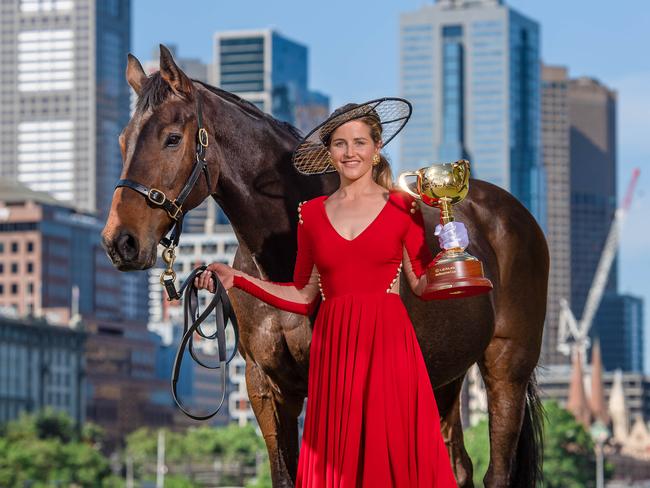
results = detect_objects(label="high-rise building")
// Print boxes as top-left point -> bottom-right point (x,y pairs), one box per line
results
213,29 -> 329,134
592,294 -> 644,372
540,70 -> 643,372
569,77 -> 618,320
541,65 -> 571,366
84,315 -> 176,446
399,0 -> 544,223
0,0 -> 131,218
0,315 -> 85,425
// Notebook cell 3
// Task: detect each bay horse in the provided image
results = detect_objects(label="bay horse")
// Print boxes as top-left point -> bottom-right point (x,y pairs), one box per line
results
102,46 -> 548,487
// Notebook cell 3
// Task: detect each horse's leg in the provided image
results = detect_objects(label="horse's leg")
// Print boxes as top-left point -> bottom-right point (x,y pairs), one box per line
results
478,339 -> 543,488
436,374 -> 473,488
245,358 -> 303,487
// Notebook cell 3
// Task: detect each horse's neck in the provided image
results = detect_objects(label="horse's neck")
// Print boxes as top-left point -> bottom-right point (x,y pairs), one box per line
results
203,90 -> 319,274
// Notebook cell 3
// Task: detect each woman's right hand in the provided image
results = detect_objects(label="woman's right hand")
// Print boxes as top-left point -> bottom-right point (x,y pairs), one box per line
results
194,262 -> 237,292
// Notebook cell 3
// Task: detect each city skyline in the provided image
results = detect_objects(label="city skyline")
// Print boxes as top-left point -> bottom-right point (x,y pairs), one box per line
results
1,2 -> 649,475
133,0 -> 649,372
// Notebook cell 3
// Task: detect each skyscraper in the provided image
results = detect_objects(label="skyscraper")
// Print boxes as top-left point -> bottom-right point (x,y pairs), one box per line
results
592,294 -> 644,372
569,77 -> 618,320
399,0 -> 544,223
213,29 -> 329,134
0,0 -> 131,218
540,70 -> 642,371
541,65 -> 571,366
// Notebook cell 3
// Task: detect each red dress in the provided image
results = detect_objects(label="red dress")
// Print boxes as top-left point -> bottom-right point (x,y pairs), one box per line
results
233,189 -> 457,487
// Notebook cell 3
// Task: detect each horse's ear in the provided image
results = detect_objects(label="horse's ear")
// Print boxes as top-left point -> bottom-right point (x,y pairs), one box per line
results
126,53 -> 147,96
159,44 -> 193,99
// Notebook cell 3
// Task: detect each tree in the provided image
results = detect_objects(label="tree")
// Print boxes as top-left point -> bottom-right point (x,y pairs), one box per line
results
0,409 -> 118,487
542,400 -> 596,488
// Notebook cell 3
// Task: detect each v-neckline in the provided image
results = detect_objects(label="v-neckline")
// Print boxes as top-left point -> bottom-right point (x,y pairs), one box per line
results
321,192 -> 392,243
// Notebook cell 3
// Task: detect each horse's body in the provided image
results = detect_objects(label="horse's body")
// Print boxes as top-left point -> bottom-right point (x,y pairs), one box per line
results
102,47 -> 548,487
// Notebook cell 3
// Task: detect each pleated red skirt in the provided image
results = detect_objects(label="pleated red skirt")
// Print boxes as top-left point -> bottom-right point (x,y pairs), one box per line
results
296,292 -> 457,487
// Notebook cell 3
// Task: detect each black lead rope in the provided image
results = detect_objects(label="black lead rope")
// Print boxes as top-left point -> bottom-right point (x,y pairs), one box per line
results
171,266 -> 240,421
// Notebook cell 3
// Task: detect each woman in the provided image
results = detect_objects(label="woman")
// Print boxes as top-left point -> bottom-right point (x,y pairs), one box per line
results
196,99 -> 461,487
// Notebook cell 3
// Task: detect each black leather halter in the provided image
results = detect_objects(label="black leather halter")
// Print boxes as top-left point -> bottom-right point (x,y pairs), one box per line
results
115,92 -> 212,250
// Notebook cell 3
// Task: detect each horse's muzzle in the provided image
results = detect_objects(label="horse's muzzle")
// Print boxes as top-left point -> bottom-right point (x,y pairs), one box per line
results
102,230 -> 152,271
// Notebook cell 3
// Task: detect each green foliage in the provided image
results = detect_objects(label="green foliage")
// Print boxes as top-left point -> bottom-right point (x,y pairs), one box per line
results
542,400 -> 596,488
217,423 -> 266,466
246,453 -> 272,488
0,409 -> 270,487
125,422 -> 268,486
463,416 -> 490,485
0,409 -> 113,487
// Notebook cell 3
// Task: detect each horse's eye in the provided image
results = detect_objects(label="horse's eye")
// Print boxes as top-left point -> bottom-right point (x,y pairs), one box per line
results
165,134 -> 182,147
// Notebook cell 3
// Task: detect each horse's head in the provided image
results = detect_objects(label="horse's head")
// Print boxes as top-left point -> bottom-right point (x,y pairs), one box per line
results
102,45 -> 215,270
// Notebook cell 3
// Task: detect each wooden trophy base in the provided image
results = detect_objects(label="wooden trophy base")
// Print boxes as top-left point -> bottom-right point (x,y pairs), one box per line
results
420,250 -> 493,300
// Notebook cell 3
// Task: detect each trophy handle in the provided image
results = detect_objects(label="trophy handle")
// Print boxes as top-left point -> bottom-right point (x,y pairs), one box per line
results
398,171 -> 422,200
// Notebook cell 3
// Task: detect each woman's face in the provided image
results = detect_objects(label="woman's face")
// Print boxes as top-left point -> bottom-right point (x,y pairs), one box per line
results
328,120 -> 381,181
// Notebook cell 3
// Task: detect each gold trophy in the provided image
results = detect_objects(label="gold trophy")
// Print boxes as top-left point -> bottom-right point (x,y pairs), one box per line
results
398,160 -> 493,300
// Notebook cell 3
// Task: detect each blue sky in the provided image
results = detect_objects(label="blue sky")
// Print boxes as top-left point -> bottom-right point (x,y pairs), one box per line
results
133,0 -> 650,371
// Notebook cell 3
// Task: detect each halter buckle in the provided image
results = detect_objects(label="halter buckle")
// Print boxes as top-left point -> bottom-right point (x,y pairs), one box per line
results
166,201 -> 183,220
148,188 -> 166,206
198,128 -> 209,148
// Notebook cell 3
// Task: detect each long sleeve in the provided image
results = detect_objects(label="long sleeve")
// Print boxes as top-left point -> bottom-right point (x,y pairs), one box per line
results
232,202 -> 321,316
401,198 -> 434,281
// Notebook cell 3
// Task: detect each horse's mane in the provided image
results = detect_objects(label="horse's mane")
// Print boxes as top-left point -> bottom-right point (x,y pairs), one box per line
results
136,73 -> 303,141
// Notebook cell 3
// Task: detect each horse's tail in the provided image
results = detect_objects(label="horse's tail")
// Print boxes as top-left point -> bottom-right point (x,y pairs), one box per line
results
511,371 -> 545,487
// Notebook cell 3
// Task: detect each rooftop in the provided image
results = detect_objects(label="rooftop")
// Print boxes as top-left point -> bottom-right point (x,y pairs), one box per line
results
0,177 -> 73,209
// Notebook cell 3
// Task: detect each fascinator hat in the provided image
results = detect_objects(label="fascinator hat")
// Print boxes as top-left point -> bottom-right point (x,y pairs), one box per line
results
292,97 -> 412,175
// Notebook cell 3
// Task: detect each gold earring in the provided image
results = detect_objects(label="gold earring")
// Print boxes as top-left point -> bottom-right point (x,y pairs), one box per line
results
372,154 -> 380,166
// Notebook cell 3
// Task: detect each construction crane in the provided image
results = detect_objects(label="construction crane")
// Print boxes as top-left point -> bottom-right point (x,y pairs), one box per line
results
557,168 -> 641,360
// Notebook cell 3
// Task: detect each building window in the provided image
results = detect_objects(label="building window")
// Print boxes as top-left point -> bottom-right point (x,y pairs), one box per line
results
27,262 -> 33,273
27,241 -> 34,252
0,263 -> 3,273
11,263 -> 18,274
0,242 -> 4,253
439,24 -> 465,161
27,283 -> 34,295
0,284 -> 4,295
17,30 -> 74,92
11,284 -> 18,295
20,0 -> 74,12
11,242 -> 18,253
17,120 -> 75,201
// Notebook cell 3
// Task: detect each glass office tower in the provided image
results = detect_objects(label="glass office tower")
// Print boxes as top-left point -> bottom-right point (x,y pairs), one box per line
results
400,0 -> 544,224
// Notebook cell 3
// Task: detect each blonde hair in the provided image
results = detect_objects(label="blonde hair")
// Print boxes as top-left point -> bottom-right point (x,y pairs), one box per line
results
361,115 -> 394,190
